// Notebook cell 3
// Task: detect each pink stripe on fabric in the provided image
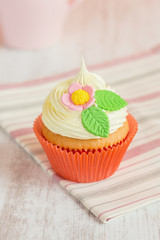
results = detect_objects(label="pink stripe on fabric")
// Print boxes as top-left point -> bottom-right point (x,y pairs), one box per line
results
64,182 -> 77,188
134,132 -> 160,143
0,44 -> 160,91
10,127 -> 33,138
53,173 -> 63,182
106,217 -> 112,221
90,44 -> 160,71
119,153 -> 160,171
6,120 -> 35,128
127,91 -> 160,103
123,139 -> 160,161
0,71 -> 77,90
98,192 -> 160,219
46,167 -> 53,171
21,137 -> 36,143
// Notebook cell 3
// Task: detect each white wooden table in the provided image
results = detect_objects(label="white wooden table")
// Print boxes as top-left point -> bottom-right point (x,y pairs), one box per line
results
0,0 -> 160,239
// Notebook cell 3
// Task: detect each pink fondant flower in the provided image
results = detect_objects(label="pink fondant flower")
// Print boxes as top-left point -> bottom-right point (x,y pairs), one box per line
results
61,83 -> 95,111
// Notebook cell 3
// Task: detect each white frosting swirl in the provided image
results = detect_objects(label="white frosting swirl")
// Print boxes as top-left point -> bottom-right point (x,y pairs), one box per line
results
42,59 -> 128,139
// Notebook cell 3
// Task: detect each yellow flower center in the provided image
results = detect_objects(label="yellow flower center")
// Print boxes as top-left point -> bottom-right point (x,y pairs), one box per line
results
71,89 -> 90,105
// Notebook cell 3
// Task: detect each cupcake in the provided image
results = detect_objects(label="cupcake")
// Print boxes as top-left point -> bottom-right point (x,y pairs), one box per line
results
33,59 -> 138,183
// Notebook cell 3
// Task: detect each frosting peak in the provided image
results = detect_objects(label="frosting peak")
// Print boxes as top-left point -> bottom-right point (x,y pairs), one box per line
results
71,58 -> 106,89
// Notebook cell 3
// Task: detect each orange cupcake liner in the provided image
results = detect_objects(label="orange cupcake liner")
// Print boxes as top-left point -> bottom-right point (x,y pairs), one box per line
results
33,113 -> 138,183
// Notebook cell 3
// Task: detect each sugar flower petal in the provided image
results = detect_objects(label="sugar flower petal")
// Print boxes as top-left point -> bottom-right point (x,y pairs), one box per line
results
68,103 -> 83,111
68,83 -> 82,94
82,85 -> 94,98
83,97 -> 95,109
61,93 -> 72,106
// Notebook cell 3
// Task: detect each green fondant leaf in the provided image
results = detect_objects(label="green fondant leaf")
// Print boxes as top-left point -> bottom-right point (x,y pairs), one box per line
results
81,106 -> 109,138
95,90 -> 127,111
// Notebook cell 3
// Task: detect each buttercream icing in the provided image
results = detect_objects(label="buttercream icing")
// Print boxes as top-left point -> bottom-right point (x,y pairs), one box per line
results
42,59 -> 128,139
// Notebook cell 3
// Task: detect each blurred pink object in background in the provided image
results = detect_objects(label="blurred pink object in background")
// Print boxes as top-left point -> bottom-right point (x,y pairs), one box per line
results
0,0 -> 83,50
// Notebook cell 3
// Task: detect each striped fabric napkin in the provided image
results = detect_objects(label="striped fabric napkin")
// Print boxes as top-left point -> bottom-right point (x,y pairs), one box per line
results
0,46 -> 160,223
